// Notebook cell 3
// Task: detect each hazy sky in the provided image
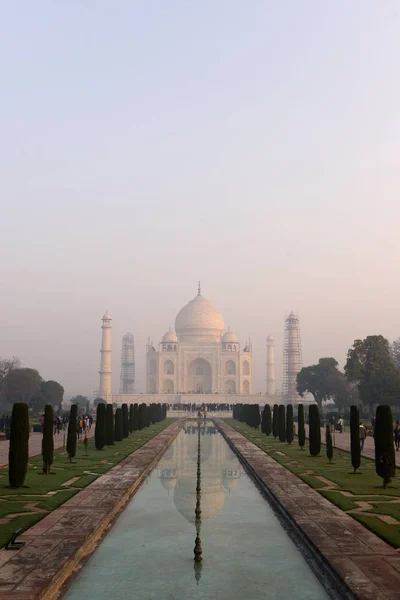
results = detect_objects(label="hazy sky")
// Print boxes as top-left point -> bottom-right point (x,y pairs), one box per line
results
1,1 -> 400,398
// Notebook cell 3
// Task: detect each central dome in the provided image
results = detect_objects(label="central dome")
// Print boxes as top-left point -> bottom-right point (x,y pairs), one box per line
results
175,293 -> 224,342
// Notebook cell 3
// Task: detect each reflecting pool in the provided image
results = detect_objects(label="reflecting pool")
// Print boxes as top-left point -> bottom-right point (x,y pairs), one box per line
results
64,422 -> 329,599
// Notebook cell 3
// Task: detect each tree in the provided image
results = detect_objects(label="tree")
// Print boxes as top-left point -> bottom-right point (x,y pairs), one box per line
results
278,405 -> 286,442
375,405 -> 396,489
94,397 -> 107,407
129,404 -> 134,434
391,338 -> 400,370
309,404 -> 321,456
114,408 -> 123,442
95,403 -> 106,450
67,404 -> 77,463
286,404 -> 294,444
350,405 -> 361,474
345,336 -> 400,412
272,404 -> 279,438
326,424 -> 333,463
121,403 -> 129,438
298,404 -> 305,450
252,404 -> 261,429
265,405 -> 272,436
133,403 -> 139,431
8,402 -> 29,488
70,395 -> 89,409
3,368 -> 42,405
297,358 -> 349,409
42,404 -> 54,474
138,404 -> 145,430
41,381 -> 64,408
105,404 -> 114,445
0,356 -> 20,387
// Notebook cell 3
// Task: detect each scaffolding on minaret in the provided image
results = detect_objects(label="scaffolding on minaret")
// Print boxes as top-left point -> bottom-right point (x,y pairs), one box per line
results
282,312 -> 303,403
119,333 -> 135,394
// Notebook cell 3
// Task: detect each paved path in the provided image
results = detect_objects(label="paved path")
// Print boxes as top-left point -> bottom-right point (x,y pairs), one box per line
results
0,429 -> 94,468
0,419 -> 184,600
304,425 -> 376,461
218,419 -> 400,600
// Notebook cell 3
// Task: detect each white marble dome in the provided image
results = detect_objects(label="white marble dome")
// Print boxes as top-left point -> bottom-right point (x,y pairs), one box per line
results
222,330 -> 238,343
175,293 -> 224,341
162,330 -> 178,343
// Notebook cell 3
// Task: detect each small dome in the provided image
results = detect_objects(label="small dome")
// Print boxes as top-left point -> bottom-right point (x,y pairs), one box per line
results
162,330 -> 178,343
222,330 -> 238,343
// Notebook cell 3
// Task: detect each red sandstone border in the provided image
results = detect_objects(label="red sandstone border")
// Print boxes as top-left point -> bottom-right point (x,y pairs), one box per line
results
216,419 -> 400,600
0,419 -> 185,600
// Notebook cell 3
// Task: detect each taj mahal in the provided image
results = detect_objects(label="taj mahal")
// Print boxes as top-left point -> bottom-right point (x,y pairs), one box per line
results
98,286 -> 286,405
146,285 -> 252,395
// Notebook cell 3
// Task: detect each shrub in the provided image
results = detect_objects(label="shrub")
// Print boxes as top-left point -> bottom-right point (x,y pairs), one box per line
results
105,404 -> 115,445
42,404 -> 54,474
375,405 -> 396,489
138,404 -> 145,430
253,404 -> 261,429
95,403 -> 106,450
8,402 -> 30,488
265,405 -> 272,436
298,404 -> 305,450
66,404 -> 77,463
326,424 -> 333,463
114,408 -> 123,442
121,403 -> 129,438
278,405 -> 286,442
129,404 -> 134,434
286,404 -> 294,444
309,404 -> 321,456
272,404 -> 279,438
350,405 -> 360,474
133,403 -> 139,431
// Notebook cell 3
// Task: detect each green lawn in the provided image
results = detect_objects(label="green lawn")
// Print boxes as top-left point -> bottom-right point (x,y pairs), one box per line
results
0,419 -> 174,548
225,419 -> 400,548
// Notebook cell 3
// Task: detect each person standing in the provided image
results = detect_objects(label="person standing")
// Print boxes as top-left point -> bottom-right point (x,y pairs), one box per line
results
359,422 -> 367,451
394,420 -> 400,451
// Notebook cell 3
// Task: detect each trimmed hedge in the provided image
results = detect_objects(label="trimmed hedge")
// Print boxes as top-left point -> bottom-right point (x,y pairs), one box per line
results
8,402 -> 30,488
42,404 -> 54,474
95,403 -> 106,450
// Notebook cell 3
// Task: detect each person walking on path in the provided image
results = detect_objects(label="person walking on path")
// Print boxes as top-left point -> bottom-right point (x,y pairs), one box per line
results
394,420 -> 400,451
338,417 -> 344,433
359,422 -> 367,450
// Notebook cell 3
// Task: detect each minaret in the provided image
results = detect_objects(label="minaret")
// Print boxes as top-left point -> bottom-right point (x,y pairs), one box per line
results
99,311 -> 112,403
266,335 -> 276,395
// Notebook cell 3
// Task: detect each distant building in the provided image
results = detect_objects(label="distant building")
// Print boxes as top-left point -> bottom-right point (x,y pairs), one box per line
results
119,333 -> 135,393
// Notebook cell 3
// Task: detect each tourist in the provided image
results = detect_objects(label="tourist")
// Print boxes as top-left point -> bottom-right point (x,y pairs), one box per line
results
359,422 -> 366,450
394,420 -> 400,452
338,417 -> 343,433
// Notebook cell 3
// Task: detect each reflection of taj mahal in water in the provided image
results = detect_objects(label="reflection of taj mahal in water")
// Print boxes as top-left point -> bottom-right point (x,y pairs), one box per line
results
157,424 -> 241,523
146,286 -> 252,395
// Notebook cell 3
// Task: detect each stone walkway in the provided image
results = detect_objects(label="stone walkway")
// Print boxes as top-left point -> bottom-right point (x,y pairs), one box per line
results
304,425 -> 376,461
0,419 -> 184,600
0,429 -> 94,468
217,419 -> 400,600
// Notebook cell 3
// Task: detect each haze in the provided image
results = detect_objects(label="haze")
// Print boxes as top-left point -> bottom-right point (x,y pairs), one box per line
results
1,1 -> 399,398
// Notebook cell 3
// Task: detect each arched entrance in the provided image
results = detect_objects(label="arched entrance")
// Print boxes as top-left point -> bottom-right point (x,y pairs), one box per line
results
187,358 -> 212,393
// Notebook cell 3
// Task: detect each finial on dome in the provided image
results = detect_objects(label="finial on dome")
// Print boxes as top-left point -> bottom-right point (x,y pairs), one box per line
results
197,281 -> 201,295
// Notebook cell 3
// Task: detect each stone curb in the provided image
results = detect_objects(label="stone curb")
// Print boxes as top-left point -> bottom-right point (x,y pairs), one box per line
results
0,419 -> 185,600
215,419 -> 400,600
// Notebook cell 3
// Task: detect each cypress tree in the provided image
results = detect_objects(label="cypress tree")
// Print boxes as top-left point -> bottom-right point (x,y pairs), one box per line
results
326,423 -> 333,463
133,403 -> 139,431
138,404 -> 144,430
375,405 -> 396,489
66,404 -> 77,463
298,404 -> 305,450
114,408 -> 123,442
121,403 -> 129,438
261,406 -> 267,433
95,403 -> 106,450
350,405 -> 361,474
129,404 -> 134,434
272,404 -> 279,438
309,404 -> 321,456
278,405 -> 286,442
8,402 -> 30,488
286,404 -> 294,444
253,404 -> 261,429
42,404 -> 54,474
105,404 -> 114,445
265,405 -> 272,436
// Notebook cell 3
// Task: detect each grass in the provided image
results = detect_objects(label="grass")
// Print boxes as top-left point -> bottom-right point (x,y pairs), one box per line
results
0,419 -> 174,548
226,419 -> 400,548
